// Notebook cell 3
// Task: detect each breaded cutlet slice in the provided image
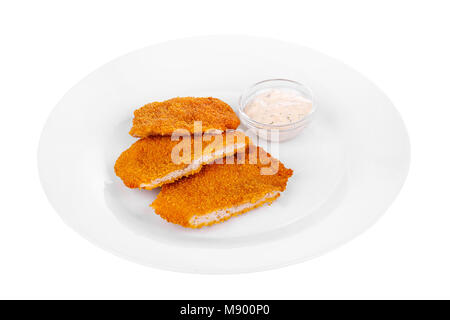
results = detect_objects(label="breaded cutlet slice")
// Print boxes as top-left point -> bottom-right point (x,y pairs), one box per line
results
151,146 -> 293,228
129,97 -> 240,137
114,130 -> 249,190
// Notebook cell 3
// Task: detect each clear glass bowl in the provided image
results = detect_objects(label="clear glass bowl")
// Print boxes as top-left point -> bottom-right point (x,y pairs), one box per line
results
238,79 -> 315,141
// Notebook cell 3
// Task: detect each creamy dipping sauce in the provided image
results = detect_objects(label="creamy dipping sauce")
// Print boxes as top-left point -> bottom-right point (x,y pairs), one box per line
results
244,88 -> 313,125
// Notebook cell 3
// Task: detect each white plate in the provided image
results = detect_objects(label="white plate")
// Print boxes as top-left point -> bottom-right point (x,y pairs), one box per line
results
38,35 -> 410,273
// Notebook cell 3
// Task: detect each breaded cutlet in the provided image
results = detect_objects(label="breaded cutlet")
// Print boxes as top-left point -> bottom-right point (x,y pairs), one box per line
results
151,146 -> 293,228
114,130 -> 250,190
129,97 -> 240,137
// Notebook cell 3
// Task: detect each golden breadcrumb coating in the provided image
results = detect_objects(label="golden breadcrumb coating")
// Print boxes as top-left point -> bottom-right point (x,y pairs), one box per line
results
129,97 -> 240,137
151,147 -> 293,228
114,131 -> 250,190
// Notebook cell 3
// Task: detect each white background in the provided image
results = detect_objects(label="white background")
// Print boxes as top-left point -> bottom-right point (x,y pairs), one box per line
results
0,0 -> 449,299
